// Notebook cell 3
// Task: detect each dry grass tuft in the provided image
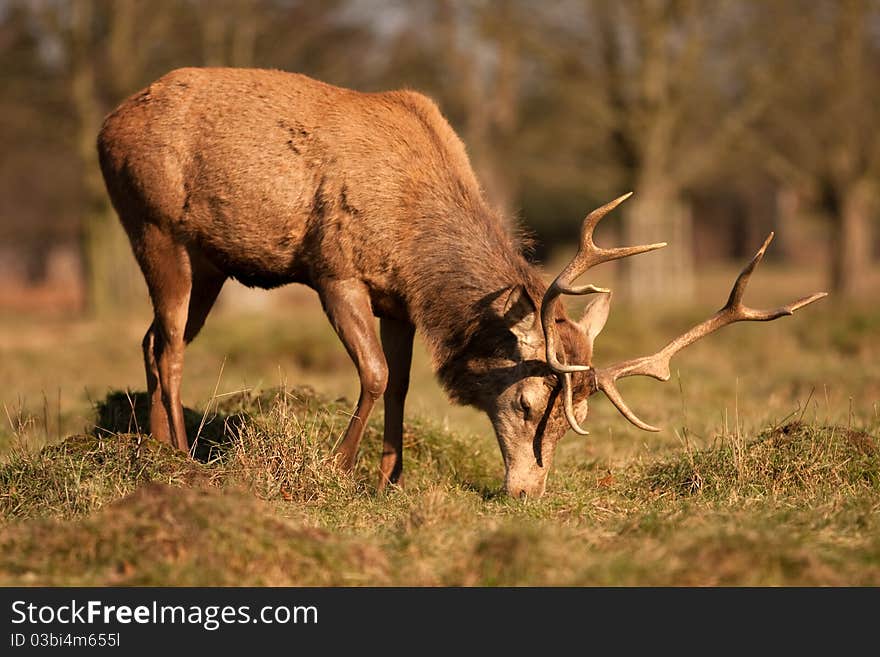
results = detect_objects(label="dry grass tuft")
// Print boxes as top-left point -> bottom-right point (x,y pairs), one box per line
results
636,421 -> 880,502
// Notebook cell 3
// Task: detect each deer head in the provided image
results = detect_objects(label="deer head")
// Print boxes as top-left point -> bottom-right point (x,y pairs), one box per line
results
492,193 -> 826,498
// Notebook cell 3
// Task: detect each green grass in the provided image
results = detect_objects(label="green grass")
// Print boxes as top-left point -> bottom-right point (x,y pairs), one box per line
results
0,386 -> 877,586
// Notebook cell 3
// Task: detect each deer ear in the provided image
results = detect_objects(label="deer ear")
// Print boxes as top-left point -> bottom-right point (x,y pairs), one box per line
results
579,292 -> 612,346
500,285 -> 538,344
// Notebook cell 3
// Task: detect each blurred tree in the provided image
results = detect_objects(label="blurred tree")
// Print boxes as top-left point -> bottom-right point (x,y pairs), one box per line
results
434,0 -> 523,217
518,0 -> 766,302
0,2 -> 82,271
376,0 -> 526,218
1,0 -> 875,315
198,0 -> 262,67
749,0 -> 879,298
29,0 -> 175,315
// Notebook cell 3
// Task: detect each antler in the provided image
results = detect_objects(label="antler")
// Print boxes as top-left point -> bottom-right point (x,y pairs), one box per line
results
540,192 -> 667,434
592,232 -> 828,432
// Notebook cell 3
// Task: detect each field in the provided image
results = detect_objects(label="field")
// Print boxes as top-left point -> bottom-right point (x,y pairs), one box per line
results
1,263 -> 878,586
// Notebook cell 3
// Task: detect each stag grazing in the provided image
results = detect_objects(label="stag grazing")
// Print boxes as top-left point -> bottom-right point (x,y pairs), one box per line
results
97,68 -> 826,498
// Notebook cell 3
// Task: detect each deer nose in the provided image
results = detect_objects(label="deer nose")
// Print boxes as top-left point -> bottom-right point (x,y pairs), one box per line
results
518,490 -> 527,500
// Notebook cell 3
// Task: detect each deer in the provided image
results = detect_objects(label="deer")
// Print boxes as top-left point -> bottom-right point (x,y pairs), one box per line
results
97,67 -> 827,498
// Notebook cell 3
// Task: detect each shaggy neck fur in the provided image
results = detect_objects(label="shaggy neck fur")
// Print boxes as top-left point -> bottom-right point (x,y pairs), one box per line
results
400,196 -> 555,407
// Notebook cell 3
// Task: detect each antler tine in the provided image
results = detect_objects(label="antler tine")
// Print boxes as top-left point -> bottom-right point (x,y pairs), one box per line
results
541,193 -> 667,376
591,233 -> 828,432
561,373 -> 590,435
725,232 -> 773,310
593,370 -> 662,432
726,233 -> 829,321
555,192 -> 667,296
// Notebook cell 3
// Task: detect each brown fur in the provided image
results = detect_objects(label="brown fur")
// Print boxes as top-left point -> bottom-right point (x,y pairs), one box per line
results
98,68 -> 594,496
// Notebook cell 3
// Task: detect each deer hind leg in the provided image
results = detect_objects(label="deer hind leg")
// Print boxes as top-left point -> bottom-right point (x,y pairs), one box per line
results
138,226 -> 225,452
318,279 -> 388,472
142,320 -> 170,445
141,255 -> 224,449
378,317 -> 414,491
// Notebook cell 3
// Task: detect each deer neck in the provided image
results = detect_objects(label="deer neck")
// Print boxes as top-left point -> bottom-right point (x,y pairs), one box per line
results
402,211 -> 547,406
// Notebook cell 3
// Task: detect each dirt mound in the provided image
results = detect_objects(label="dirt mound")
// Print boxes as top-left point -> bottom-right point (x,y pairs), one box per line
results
637,422 -> 880,499
0,433 -> 210,522
93,386 -> 343,462
0,482 -> 389,586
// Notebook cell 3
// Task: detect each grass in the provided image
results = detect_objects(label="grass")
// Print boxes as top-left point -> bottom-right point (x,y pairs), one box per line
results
0,264 -> 878,585
0,386 -> 877,586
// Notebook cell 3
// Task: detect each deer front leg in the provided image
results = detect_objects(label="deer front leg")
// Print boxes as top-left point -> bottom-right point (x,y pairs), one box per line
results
378,317 -> 414,491
319,280 -> 388,472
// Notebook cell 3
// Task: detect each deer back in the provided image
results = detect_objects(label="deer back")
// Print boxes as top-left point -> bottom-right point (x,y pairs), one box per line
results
97,67 -> 492,303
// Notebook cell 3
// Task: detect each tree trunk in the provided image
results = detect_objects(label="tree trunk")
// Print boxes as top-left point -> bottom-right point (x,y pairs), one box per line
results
435,0 -> 518,218
774,185 -> 803,263
71,0 -> 144,316
621,187 -> 694,305
831,180 -> 873,297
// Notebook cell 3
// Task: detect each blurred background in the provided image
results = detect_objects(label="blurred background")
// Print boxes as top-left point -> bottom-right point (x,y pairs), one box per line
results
0,0 -> 878,450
